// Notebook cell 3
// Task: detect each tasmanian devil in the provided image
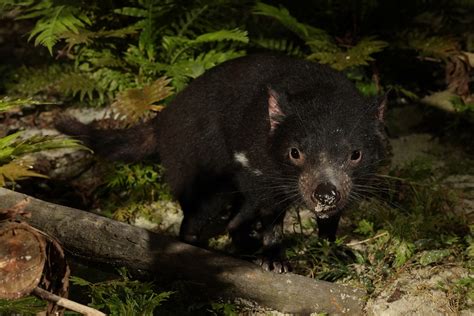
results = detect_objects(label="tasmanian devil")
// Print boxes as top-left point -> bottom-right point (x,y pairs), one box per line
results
56,54 -> 388,272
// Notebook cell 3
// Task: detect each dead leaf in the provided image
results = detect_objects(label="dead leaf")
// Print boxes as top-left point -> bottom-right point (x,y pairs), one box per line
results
111,77 -> 173,124
0,160 -> 48,186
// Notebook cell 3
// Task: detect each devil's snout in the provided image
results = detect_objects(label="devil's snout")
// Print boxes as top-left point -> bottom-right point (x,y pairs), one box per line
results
311,182 -> 341,207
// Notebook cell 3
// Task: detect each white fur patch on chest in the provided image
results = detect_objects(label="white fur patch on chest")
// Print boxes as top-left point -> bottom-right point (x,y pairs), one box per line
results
234,152 -> 250,167
234,151 -> 263,176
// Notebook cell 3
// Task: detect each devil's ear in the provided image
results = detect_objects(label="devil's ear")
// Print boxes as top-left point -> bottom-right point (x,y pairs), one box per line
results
268,87 -> 287,132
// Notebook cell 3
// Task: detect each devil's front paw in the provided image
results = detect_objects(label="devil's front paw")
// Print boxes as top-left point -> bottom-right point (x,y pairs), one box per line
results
254,256 -> 292,273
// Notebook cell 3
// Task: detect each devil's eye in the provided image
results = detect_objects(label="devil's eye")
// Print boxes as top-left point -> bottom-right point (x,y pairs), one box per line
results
289,147 -> 301,160
350,150 -> 362,162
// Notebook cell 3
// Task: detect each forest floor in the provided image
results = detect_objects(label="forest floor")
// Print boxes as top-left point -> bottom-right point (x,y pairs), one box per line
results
1,101 -> 473,315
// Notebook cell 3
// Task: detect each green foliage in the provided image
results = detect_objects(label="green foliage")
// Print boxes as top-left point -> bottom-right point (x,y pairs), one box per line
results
252,37 -> 303,57
253,2 -> 327,41
100,162 -> 171,220
209,302 -> 238,316
19,0 -> 91,54
0,296 -> 46,315
451,96 -> 474,113
0,131 -> 86,186
5,0 -> 248,105
307,37 -> 388,71
354,219 -> 374,236
71,268 -> 173,316
287,236 -> 354,281
287,157 -> 470,295
0,97 -> 56,111
254,2 -> 387,71
418,249 -> 451,266
105,162 -> 171,202
347,159 -> 469,288
407,33 -> 459,59
0,132 -> 85,163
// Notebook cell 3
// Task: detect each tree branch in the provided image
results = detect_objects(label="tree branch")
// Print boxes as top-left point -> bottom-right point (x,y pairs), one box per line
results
0,188 -> 365,315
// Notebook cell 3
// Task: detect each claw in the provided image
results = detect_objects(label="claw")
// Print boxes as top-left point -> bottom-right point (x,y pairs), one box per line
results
254,256 -> 292,273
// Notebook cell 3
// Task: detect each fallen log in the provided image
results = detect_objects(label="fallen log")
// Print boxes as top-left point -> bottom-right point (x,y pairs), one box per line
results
0,188 -> 365,315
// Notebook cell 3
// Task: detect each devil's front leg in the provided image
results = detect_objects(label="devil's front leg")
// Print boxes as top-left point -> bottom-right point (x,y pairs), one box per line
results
256,207 -> 291,273
316,212 -> 342,242
227,198 -> 291,273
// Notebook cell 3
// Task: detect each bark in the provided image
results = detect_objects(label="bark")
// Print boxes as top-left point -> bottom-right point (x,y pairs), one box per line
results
0,188 -> 365,315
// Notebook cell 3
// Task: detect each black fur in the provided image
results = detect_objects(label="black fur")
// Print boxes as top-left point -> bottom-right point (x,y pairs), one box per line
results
56,55 -> 387,272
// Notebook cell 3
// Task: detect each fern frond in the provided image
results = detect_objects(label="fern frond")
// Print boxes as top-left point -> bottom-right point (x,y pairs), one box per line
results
56,72 -> 97,101
8,65 -> 65,96
162,29 -> 248,64
253,2 -> 328,41
253,2 -> 308,39
193,28 -> 249,44
76,48 -> 125,69
252,37 -> 303,56
0,131 -> 86,164
0,159 -> 47,187
62,25 -> 138,51
5,134 -> 87,161
0,130 -> 87,186
407,33 -> 459,59
111,77 -> 174,124
8,65 -> 104,103
124,45 -> 167,76
171,5 -> 209,37
114,6 -> 150,17
0,97 -> 54,112
90,68 -> 137,103
307,37 -> 387,70
0,132 -> 22,161
165,49 -> 244,91
20,2 -> 91,54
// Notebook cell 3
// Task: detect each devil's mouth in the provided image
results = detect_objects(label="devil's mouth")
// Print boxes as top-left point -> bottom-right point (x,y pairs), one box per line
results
311,204 -> 339,219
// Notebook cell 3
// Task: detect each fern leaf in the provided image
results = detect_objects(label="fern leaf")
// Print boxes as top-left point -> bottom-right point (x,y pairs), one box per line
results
0,132 -> 22,162
252,37 -> 303,56
253,2 -> 308,38
193,28 -> 249,44
171,6 -> 209,37
91,68 -> 137,103
111,77 -> 174,124
0,97 -> 55,112
56,72 -> 97,101
253,2 -> 328,41
12,135 -> 87,158
25,5 -> 91,54
114,7 -> 149,17
307,37 -> 387,70
8,65 -> 64,96
165,49 -> 244,91
0,160 -> 47,187
62,25 -> 138,51
407,33 -> 459,59
0,132 -> 87,164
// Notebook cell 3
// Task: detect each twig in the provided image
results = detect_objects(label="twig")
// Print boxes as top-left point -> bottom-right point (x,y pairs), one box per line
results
32,287 -> 105,316
347,231 -> 389,247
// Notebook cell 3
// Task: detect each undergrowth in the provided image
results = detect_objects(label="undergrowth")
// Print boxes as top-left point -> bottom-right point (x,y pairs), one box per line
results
287,157 -> 473,308
0,0 -> 472,314
71,268 -> 173,316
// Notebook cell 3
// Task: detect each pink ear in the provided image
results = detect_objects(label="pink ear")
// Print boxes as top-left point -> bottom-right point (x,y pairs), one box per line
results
268,88 -> 285,132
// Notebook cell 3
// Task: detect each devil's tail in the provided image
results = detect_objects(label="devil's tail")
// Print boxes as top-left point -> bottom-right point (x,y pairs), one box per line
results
55,115 -> 161,163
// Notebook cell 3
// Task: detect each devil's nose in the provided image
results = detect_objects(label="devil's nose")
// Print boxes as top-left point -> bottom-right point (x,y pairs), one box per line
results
312,182 -> 341,206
